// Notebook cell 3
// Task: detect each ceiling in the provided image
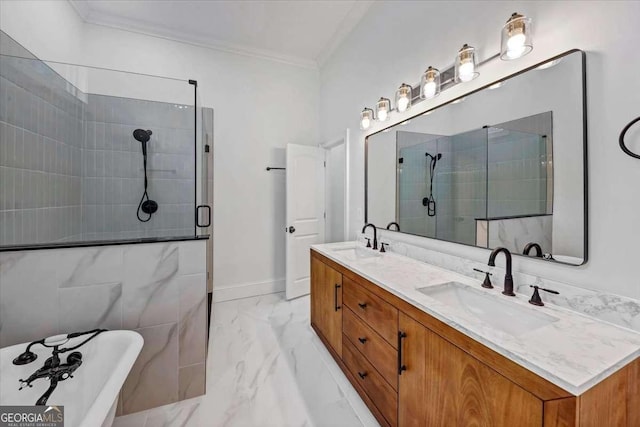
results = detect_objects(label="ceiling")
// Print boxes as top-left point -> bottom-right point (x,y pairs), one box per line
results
68,0 -> 373,68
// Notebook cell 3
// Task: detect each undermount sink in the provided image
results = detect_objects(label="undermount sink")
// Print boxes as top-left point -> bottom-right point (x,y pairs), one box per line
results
417,282 -> 558,337
332,246 -> 381,261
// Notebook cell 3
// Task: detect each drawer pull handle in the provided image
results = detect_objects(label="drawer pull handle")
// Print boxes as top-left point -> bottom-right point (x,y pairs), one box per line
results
334,284 -> 341,311
358,337 -> 367,344
398,331 -> 407,375
358,371 -> 368,380
358,302 -> 367,309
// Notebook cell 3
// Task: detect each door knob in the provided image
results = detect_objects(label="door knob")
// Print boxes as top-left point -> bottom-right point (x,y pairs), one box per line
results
288,226 -> 296,233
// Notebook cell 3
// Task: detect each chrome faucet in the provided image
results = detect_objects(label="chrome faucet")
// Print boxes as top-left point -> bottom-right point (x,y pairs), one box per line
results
488,247 -> 515,296
362,223 -> 378,250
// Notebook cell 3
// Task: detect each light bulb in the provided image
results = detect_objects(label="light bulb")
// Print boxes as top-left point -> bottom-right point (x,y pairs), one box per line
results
455,45 -> 478,82
395,84 -> 412,113
458,61 -> 475,82
359,107 -> 373,130
375,97 -> 391,122
423,81 -> 436,98
501,13 -> 533,60
420,67 -> 440,99
397,96 -> 409,112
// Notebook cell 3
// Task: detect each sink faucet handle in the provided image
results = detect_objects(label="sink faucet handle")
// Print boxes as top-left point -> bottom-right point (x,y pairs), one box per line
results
380,242 -> 389,253
529,285 -> 559,306
364,237 -> 371,248
473,268 -> 494,289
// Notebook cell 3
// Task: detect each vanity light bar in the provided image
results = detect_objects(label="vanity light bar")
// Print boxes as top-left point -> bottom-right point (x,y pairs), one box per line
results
359,12 -> 533,128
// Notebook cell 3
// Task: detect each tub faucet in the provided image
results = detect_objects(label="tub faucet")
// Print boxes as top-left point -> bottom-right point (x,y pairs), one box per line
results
488,247 -> 515,296
362,223 -> 378,250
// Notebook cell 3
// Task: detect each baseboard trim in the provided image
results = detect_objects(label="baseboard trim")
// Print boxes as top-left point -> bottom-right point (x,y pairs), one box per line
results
213,278 -> 285,302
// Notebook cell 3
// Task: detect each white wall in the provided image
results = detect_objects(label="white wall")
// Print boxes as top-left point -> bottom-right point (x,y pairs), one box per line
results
1,0 -> 321,299
320,1 -> 640,300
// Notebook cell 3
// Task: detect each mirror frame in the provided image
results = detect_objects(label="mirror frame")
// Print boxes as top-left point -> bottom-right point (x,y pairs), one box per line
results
364,49 -> 588,266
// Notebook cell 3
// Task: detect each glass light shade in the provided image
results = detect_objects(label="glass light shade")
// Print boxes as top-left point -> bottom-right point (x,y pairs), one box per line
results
420,66 -> 441,99
455,44 -> 479,82
501,13 -> 533,60
376,97 -> 391,121
395,83 -> 412,113
360,108 -> 374,130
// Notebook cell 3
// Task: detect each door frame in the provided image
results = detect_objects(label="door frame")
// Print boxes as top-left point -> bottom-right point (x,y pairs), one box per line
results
321,128 -> 350,241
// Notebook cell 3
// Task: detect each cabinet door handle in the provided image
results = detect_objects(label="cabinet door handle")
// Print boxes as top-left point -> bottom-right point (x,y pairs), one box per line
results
334,284 -> 341,311
398,331 -> 407,375
358,371 -> 368,379
358,337 -> 367,344
358,302 -> 367,309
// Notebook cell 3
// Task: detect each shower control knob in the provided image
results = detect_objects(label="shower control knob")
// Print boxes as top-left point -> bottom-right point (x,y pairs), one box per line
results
288,226 -> 296,234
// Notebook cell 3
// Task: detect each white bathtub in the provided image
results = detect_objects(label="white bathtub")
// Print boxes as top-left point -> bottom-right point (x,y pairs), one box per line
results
1,330 -> 143,427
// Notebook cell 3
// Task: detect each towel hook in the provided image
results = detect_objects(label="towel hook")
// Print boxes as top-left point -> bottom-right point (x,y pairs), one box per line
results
619,116 -> 640,159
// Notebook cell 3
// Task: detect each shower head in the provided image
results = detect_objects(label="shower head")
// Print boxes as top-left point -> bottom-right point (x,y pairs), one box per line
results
133,129 -> 152,144
425,152 -> 443,161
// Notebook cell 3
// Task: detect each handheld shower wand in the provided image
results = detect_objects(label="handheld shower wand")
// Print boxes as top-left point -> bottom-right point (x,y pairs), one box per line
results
133,129 -> 158,222
423,152 -> 442,217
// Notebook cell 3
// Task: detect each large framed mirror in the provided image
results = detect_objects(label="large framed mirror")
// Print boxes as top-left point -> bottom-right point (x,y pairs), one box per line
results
366,49 -> 587,265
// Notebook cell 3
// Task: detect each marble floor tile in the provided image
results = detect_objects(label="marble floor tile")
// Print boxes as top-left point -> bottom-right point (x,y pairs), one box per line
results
114,292 -> 378,427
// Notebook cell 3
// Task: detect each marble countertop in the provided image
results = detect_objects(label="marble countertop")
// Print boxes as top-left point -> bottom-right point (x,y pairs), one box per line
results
312,241 -> 640,395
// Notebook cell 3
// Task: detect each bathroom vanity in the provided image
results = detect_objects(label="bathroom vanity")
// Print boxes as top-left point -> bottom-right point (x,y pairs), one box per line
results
310,243 -> 640,427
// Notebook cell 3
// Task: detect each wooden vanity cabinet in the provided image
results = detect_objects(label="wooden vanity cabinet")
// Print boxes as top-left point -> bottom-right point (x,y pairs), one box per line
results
310,255 -> 343,357
398,312 -> 542,427
310,249 -> 640,427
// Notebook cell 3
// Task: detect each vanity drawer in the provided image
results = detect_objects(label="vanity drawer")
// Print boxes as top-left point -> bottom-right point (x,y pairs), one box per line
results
343,277 -> 398,347
343,337 -> 398,427
343,307 -> 398,390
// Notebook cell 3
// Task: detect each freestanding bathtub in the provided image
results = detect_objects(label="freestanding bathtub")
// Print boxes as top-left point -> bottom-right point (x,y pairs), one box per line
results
0,330 -> 143,427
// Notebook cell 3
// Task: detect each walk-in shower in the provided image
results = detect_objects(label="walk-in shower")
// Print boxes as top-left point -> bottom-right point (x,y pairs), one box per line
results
133,129 -> 158,222
0,30 -> 208,248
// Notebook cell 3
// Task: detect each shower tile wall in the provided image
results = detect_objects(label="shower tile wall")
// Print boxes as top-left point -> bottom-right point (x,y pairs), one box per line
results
82,95 -> 194,241
0,54 -> 83,245
435,130 -> 487,245
487,129 -> 548,218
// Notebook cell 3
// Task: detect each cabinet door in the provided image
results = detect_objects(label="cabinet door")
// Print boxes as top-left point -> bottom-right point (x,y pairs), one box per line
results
310,257 -> 343,356
398,313 -> 543,427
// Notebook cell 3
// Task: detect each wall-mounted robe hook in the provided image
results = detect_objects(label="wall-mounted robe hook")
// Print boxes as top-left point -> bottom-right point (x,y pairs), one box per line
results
620,116 -> 640,159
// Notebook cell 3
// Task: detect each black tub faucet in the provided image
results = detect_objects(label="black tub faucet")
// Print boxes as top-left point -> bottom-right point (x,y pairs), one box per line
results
523,242 -> 543,258
362,223 -> 378,250
488,247 -> 515,296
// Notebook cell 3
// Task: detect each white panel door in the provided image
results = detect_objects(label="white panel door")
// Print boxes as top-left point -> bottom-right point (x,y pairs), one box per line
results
286,144 -> 325,300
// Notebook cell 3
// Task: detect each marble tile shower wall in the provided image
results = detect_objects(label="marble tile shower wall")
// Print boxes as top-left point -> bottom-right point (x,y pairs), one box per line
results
0,240 -> 208,414
0,55 -> 84,245
82,95 -> 195,241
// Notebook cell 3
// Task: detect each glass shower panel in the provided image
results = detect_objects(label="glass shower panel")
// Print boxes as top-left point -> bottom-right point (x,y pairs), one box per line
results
0,32 -> 198,247
397,132 -> 438,238
436,128 -> 488,245
487,128 -> 548,218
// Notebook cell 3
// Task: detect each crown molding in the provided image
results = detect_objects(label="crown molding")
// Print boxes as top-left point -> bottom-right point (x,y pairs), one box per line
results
316,0 -> 373,67
68,0 -> 90,21
67,0 -> 320,70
